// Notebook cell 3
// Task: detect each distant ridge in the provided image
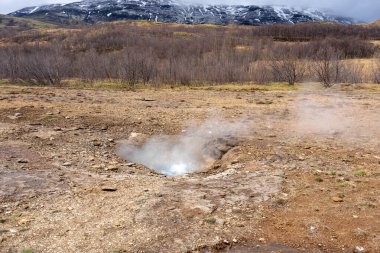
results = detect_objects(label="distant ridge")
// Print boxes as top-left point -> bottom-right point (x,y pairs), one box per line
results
9,0 -> 355,26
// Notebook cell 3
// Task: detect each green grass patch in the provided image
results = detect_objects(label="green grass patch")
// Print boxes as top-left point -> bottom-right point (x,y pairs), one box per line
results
0,14 -> 56,30
1,79 -> 298,92
353,170 -> 367,177
173,31 -> 196,37
204,216 -> 217,224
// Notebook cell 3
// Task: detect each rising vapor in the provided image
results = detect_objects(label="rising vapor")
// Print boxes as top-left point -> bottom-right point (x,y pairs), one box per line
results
117,116 -> 250,176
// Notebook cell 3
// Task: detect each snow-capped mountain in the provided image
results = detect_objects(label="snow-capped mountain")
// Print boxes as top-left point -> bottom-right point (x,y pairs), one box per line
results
9,0 -> 354,25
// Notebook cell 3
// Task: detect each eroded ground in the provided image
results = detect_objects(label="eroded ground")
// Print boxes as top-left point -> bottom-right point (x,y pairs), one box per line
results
0,84 -> 379,253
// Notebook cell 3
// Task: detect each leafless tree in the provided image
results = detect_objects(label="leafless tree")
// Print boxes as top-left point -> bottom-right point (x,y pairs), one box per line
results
269,47 -> 307,85
312,47 -> 343,87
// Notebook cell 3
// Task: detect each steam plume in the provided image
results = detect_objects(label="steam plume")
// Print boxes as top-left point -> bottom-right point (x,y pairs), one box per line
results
117,116 -> 250,176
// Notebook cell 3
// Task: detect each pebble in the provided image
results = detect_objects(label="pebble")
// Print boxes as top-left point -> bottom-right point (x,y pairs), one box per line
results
17,159 -> 29,164
355,228 -> 366,236
105,166 -> 118,171
63,162 -> 72,166
354,246 -> 365,253
9,228 -> 17,233
331,196 -> 344,202
101,187 -> 117,192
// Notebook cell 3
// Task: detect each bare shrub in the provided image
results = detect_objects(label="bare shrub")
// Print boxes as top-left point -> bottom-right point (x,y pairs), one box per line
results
1,21 -> 378,86
340,62 -> 365,84
312,47 -> 343,87
269,47 -> 307,85
250,62 -> 272,84
374,60 -> 380,84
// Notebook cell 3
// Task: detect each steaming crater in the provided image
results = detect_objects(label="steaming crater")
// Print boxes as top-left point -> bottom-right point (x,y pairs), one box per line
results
117,117 -> 248,176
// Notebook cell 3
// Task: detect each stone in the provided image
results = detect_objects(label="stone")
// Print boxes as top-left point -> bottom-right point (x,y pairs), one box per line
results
354,246 -> 365,253
331,196 -> 344,202
105,166 -> 118,171
355,228 -> 367,237
17,159 -> 29,164
101,187 -> 117,192
63,162 -> 72,167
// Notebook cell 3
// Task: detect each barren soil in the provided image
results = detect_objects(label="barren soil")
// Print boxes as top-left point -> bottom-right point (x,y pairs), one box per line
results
0,84 -> 379,253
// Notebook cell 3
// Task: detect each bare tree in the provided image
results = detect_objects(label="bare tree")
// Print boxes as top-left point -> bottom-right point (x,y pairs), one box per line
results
269,47 -> 306,85
312,47 -> 343,88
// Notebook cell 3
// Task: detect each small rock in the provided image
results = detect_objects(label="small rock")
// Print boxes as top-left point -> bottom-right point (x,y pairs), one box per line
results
93,141 -> 101,147
105,166 -> 118,171
17,159 -> 29,164
63,162 -> 72,167
101,187 -> 117,192
354,246 -> 365,253
142,98 -> 155,102
232,238 -> 238,243
9,228 -> 17,233
258,238 -> 265,242
355,228 -> 367,237
309,226 -> 317,234
331,196 -> 344,202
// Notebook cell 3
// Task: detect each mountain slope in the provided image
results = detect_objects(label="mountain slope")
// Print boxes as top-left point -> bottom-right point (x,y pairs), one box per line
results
0,14 -> 56,29
9,0 -> 354,26
371,19 -> 380,26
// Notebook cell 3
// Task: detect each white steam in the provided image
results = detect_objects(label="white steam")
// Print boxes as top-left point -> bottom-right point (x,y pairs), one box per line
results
117,116 -> 250,176
293,91 -> 380,145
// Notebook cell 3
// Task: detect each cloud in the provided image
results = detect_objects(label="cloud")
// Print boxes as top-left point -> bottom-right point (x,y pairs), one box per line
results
0,0 -> 379,22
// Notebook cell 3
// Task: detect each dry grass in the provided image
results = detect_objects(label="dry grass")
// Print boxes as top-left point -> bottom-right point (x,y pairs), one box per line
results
189,82 -> 298,92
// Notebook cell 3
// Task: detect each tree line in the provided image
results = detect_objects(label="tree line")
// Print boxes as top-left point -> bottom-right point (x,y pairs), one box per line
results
0,21 -> 379,87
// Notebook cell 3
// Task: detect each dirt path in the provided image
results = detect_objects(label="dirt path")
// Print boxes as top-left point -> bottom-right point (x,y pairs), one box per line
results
0,85 -> 379,252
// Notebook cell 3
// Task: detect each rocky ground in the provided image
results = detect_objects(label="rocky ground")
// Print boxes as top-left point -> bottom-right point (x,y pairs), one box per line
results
0,84 -> 379,253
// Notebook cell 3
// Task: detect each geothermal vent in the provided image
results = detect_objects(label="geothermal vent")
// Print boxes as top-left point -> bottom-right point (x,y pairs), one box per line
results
117,117 -> 249,176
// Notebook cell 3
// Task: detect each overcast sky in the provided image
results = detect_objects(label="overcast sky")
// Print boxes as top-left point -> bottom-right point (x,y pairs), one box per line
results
0,0 -> 379,22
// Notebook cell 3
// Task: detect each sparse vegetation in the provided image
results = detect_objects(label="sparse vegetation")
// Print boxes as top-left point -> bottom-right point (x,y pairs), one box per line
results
353,170 -> 367,177
0,21 -> 379,87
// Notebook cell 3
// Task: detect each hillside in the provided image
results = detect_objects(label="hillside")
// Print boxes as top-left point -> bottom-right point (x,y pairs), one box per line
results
0,14 -> 56,30
9,0 -> 354,26
371,19 -> 380,26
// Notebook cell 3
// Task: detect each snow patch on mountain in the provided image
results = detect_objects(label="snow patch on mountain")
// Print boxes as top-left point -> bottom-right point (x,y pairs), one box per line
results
9,0 -> 355,25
